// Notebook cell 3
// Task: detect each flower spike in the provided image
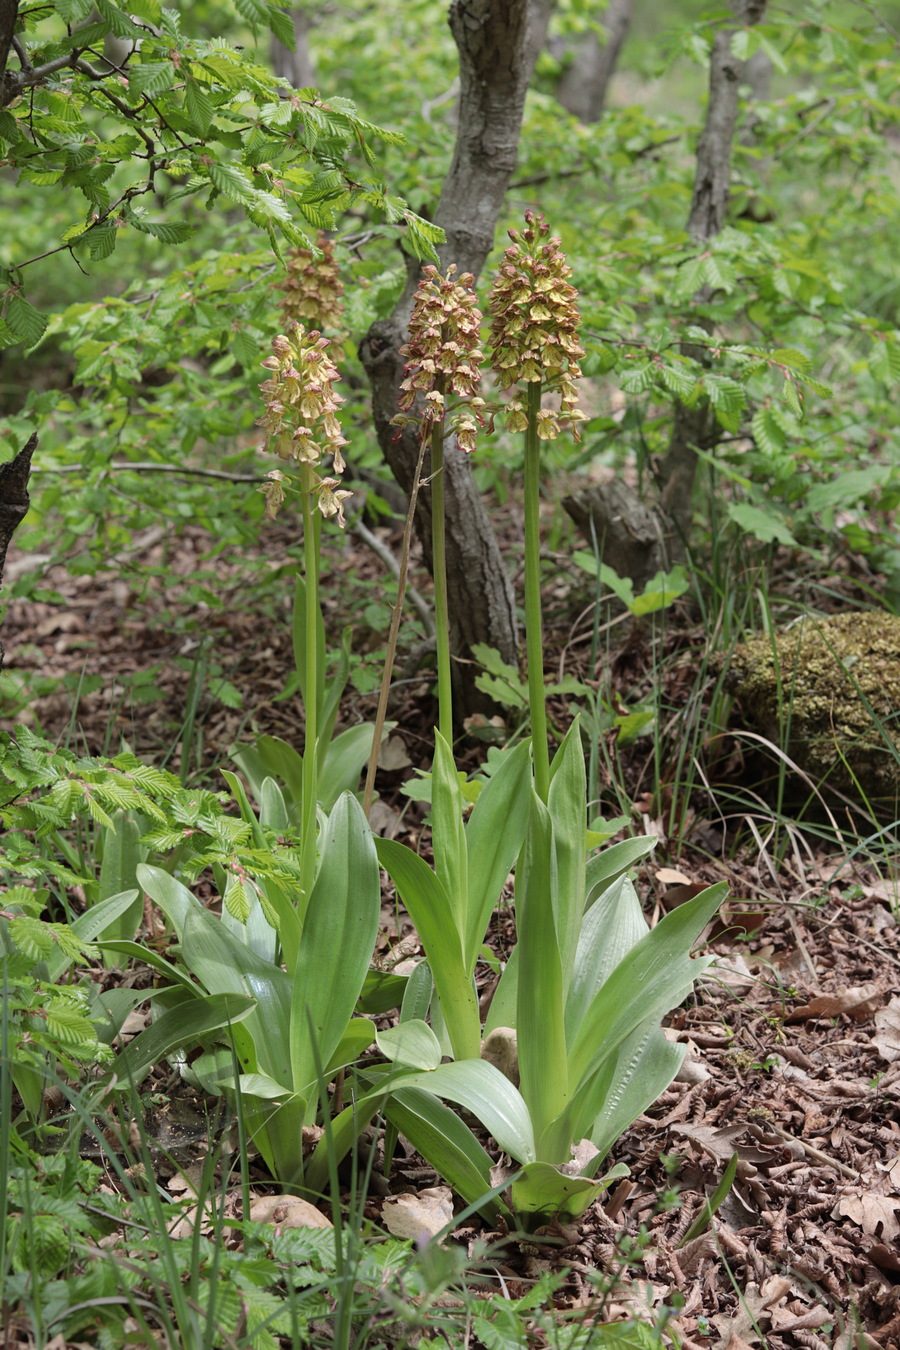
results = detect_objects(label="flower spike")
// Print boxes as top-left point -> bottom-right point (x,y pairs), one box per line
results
488,211 -> 586,440
393,264 -> 485,450
258,322 -> 350,522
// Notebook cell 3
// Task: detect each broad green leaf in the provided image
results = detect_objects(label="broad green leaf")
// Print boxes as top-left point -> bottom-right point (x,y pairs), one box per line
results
324,1017 -> 375,1075
260,777 -> 291,832
359,969 -> 408,1015
548,723 -> 587,989
584,837 -> 657,912
575,1022 -> 684,1165
377,837 -> 481,1062
511,1162 -> 606,1223
431,731 -> 468,939
252,735 -> 306,810
49,888 -> 139,980
516,793 -> 568,1159
463,737 -> 531,972
389,1060 -> 536,1164
727,501 -> 797,547
95,940 -> 199,995
567,883 -> 726,1090
114,992 -> 256,1085
376,1019 -> 442,1071
483,943 -> 519,1037
137,862 -> 202,942
233,1072 -> 296,1100
181,905 -> 293,1087
400,960 -> 433,1024
566,877 -> 646,1045
318,722 -> 378,809
384,1087 -> 505,1219
97,811 -> 146,950
289,792 -> 380,1107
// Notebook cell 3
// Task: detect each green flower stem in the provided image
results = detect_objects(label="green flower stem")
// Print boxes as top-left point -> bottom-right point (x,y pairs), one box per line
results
524,380 -> 550,803
430,380 -> 454,745
299,461 -> 319,919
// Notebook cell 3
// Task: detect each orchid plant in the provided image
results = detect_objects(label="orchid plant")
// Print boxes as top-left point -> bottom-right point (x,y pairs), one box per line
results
104,314 -> 383,1192
333,217 -> 725,1227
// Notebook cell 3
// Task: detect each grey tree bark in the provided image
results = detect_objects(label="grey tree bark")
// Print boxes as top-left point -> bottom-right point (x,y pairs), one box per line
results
0,434 -> 35,673
564,0 -> 767,574
555,0 -> 633,124
270,7 -> 316,89
360,0 -> 556,714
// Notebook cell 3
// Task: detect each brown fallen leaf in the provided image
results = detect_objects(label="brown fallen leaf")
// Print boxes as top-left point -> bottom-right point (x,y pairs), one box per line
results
381,1187 -> 454,1242
656,867 -> 692,886
831,1192 -> 900,1243
248,1194 -> 332,1230
785,983 -> 883,1023
873,996 -> 900,1062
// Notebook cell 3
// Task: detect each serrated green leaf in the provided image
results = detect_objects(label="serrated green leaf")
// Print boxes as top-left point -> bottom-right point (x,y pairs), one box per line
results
5,295 -> 47,349
727,501 -> 797,546
127,60 -> 174,98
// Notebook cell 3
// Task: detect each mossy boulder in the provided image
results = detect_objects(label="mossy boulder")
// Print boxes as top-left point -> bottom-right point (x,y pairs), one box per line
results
725,610 -> 900,799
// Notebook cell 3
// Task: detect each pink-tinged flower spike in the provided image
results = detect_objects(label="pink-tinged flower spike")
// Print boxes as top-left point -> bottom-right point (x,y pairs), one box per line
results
393,264 -> 486,449
488,211 -> 586,441
488,214 -> 585,804
280,234 -> 346,358
391,264 -> 486,745
258,321 -> 350,522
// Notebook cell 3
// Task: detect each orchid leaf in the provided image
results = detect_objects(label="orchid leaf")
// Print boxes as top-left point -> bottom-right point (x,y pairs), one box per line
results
547,721 -> 588,988
289,791 -> 380,1105
389,1059 -> 536,1164
384,1086 -> 507,1219
377,836 -> 481,1061
377,1019 -> 443,1071
463,737 -> 532,972
567,882 -> 726,1089
583,836 -> 657,912
516,792 -> 568,1159
114,991 -> 256,1085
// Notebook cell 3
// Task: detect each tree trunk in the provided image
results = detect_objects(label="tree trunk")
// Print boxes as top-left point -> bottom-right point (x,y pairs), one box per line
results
565,0 -> 767,572
360,0 -> 555,714
555,0 -> 633,123
0,433 -> 36,673
270,8 -> 316,89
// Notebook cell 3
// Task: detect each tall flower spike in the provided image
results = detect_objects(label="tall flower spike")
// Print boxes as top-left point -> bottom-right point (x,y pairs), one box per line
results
258,322 -> 350,521
393,264 -> 485,453
280,234 -> 346,339
488,212 -> 586,441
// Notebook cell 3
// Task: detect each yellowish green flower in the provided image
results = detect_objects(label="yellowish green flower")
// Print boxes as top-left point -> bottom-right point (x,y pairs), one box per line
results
258,322 -> 350,521
393,264 -> 485,450
488,212 -> 586,439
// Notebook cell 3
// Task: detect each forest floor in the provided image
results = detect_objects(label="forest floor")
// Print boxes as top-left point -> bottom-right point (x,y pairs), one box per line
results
3,513 -> 900,1350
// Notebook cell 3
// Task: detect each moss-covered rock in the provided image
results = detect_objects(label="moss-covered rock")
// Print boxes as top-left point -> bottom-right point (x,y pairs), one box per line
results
725,610 -> 900,799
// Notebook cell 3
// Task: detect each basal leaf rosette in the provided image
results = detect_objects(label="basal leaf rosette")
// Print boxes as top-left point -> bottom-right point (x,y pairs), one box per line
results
488,212 -> 586,441
258,322 -> 351,524
392,264 -> 486,453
